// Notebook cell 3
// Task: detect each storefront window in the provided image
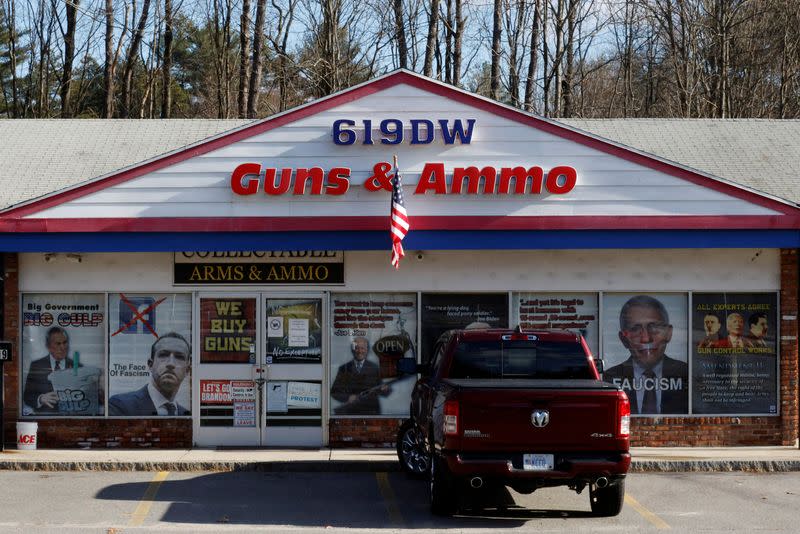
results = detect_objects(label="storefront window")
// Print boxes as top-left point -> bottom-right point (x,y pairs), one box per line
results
266,299 -> 322,363
21,294 -> 106,416
512,292 -> 599,355
199,297 -> 257,364
108,293 -> 192,417
420,293 -> 509,363
601,293 -> 689,416
329,293 -> 417,416
691,293 -> 778,414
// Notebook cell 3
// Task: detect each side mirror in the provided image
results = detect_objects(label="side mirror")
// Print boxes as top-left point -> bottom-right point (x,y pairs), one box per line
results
593,358 -> 604,375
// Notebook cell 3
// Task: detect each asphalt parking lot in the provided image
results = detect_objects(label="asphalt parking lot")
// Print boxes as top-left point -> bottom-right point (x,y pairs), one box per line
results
0,470 -> 799,532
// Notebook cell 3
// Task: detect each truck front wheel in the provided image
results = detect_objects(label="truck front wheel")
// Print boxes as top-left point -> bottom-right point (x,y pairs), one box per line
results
430,454 -> 458,516
589,479 -> 625,517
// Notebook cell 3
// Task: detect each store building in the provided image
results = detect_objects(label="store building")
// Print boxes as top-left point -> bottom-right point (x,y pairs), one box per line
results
1,70 -> 798,449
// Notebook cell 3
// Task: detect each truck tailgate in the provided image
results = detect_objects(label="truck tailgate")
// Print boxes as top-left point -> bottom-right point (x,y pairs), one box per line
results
450,379 -> 624,452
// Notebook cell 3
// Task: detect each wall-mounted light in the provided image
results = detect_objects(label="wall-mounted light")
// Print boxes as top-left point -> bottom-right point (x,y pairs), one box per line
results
65,253 -> 83,264
43,253 -> 57,263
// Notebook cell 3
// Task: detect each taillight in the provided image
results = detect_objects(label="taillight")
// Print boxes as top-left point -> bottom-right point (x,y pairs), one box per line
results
444,400 -> 459,435
619,394 -> 631,437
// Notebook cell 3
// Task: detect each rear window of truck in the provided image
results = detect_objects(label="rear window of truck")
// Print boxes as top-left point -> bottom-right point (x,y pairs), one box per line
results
449,340 -> 594,380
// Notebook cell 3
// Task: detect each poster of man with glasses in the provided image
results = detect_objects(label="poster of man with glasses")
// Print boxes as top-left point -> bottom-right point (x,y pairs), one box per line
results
602,293 -> 689,415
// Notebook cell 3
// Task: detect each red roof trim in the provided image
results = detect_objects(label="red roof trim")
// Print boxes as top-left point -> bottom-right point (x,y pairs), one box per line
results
2,70 -> 797,225
1,215 -> 797,233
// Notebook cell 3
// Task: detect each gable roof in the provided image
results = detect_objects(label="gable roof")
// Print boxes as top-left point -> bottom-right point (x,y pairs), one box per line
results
0,71 -> 798,232
561,119 -> 800,204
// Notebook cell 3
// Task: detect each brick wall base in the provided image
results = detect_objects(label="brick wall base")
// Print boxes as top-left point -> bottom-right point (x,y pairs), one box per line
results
329,418 -> 404,447
12,419 -> 192,448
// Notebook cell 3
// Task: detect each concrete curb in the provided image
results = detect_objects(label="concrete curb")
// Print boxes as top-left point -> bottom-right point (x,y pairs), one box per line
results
2,459 -> 799,473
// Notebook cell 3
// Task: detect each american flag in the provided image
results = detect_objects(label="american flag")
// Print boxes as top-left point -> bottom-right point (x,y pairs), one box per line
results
390,156 -> 410,269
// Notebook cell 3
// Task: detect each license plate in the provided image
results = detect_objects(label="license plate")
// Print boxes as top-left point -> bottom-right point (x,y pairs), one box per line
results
522,453 -> 554,471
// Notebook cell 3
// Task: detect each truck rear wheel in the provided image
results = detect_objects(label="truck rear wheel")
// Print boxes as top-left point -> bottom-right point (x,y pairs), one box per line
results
589,479 -> 625,517
430,454 -> 458,516
397,419 -> 429,478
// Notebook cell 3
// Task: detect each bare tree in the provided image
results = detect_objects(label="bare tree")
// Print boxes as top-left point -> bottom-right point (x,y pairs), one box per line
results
489,0 -> 501,99
246,0 -> 266,117
160,0 -> 174,118
394,0 -> 408,68
59,0 -> 78,117
422,0 -> 439,76
120,0 -> 152,118
237,0 -> 251,117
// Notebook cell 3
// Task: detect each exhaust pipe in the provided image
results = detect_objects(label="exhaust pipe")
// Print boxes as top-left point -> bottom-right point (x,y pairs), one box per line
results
595,477 -> 609,488
470,477 -> 484,489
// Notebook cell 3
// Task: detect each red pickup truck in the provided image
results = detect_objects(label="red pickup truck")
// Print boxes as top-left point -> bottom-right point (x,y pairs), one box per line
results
396,327 -> 631,516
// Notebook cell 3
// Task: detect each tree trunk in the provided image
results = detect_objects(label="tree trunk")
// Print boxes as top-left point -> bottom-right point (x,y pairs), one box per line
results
238,0 -> 251,117
453,0 -> 462,85
490,0 -> 502,100
523,0 -> 540,112
104,0 -> 114,117
4,0 -> 20,117
394,0 -> 408,69
160,0 -> 174,118
246,0 -> 267,118
121,0 -> 152,118
423,0 -> 439,77
60,0 -> 78,117
561,0 -> 576,117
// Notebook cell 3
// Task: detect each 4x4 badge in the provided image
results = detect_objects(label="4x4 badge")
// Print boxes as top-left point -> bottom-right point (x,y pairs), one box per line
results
531,409 -> 550,428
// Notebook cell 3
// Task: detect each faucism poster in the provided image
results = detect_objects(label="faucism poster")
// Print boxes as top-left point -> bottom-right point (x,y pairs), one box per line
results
420,293 -> 508,363
20,294 -> 105,416
108,294 -> 192,417
329,293 -> 417,416
513,293 -> 599,355
692,293 -> 778,415
266,299 -> 322,363
601,293 -> 689,416
200,298 -> 257,363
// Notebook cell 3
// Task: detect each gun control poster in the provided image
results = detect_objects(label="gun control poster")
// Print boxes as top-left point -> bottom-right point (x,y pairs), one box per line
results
21,293 -> 105,416
513,293 -> 599,355
691,292 -> 778,414
108,293 -> 192,415
420,293 -> 509,362
266,298 -> 322,363
330,293 -> 417,416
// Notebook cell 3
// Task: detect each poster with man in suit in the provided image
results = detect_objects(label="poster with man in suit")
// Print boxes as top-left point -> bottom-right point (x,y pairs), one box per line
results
21,294 -> 105,416
107,294 -> 192,416
692,293 -> 778,415
601,293 -> 689,416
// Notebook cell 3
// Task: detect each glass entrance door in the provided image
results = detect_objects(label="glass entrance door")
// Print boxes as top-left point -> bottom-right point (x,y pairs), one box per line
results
193,293 -> 325,448
194,294 -> 261,447
262,294 -> 325,447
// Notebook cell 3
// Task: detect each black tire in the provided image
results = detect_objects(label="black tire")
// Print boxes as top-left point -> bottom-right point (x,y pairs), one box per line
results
396,419 -> 429,478
430,454 -> 458,516
590,479 -> 625,517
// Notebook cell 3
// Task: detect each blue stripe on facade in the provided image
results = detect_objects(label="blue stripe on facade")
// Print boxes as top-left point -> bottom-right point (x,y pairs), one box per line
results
1,230 -> 798,252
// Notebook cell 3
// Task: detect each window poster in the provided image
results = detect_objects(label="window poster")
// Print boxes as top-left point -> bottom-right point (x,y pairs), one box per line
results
692,293 -> 778,415
21,294 -> 106,416
512,293 -> 599,355
108,294 -> 192,416
330,293 -> 417,416
420,293 -> 508,363
200,298 -> 257,364
266,299 -> 322,363
601,293 -> 689,416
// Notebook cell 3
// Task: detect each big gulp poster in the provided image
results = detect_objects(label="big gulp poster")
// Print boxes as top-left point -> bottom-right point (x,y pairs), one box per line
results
692,292 -> 778,415
21,294 -> 105,416
108,293 -> 192,416
329,293 -> 417,416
